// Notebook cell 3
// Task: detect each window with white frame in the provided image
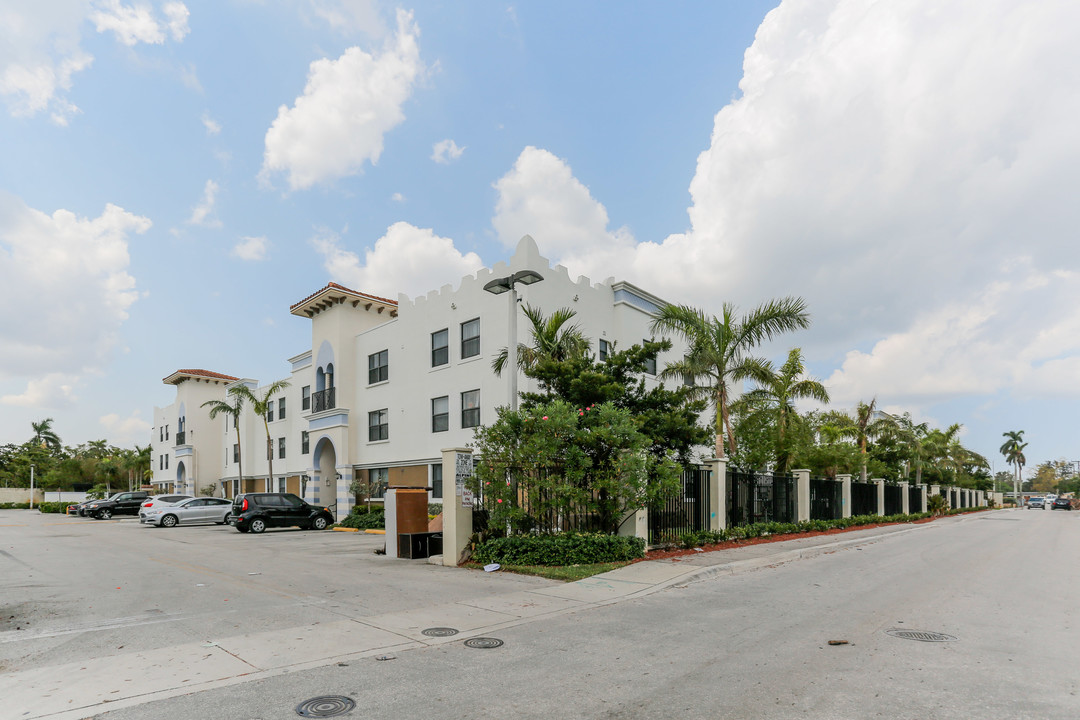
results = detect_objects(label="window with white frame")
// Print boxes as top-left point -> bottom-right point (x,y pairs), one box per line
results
461,389 -> 480,428
432,396 -> 449,432
278,437 -> 286,459
643,339 -> 657,375
266,401 -> 274,423
368,409 -> 388,441
599,338 -> 610,361
432,329 -> 449,367
461,318 -> 480,359
278,397 -> 286,420
431,463 -> 443,499
302,385 -> 311,410
301,431 -> 309,455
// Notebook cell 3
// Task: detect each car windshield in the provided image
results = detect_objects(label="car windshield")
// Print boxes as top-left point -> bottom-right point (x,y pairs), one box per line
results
174,498 -> 197,507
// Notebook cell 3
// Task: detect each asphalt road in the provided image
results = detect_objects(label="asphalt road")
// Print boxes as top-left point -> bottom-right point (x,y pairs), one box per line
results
3,507 -> 1078,719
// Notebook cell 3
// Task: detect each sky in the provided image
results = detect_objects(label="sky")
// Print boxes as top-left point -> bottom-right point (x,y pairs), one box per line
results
1,0 -> 1077,477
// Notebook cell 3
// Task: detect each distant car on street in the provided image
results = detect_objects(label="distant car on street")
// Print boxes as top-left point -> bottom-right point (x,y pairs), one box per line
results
1051,497 -> 1072,511
141,497 -> 233,527
1027,497 -> 1045,509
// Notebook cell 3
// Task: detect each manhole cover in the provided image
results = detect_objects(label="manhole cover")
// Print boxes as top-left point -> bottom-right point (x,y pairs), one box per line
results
421,627 -> 459,637
885,629 -> 957,642
464,637 -> 504,649
295,696 -> 356,717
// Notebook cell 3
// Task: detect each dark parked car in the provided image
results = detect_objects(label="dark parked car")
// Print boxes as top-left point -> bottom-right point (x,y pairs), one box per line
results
86,491 -> 150,519
231,493 -> 334,534
69,499 -> 96,516
1051,497 -> 1073,510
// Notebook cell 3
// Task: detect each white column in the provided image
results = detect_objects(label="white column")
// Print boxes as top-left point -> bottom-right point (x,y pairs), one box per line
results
384,488 -> 399,558
794,469 -> 810,523
874,479 -> 885,516
838,474 -> 852,519
919,485 -> 928,513
708,457 -> 728,532
899,481 -> 910,515
441,448 -> 474,567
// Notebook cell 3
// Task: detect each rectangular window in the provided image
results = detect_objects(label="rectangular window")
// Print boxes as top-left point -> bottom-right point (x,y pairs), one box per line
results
369,468 -> 389,499
165,454 -> 169,469
159,426 -> 162,442
266,401 -> 274,423
368,349 -> 389,384
431,329 -> 449,367
643,339 -> 657,375
233,444 -> 240,463
225,447 -> 228,466
461,389 -> 480,428
599,338 -> 610,361
278,437 -> 286,459
166,424 -> 169,440
461,318 -> 480,359
368,409 -> 389,441
302,385 -> 311,410
159,455 -> 163,470
278,477 -> 287,493
278,397 -> 286,420
431,463 -> 443,500
301,431 -> 310,455
432,396 -> 449,433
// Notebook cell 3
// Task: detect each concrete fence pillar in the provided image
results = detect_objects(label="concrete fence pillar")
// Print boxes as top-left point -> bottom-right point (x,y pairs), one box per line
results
874,479 -> 885,516
899,481 -> 910,515
919,485 -> 928,513
441,447 -> 474,567
708,457 -> 728,532
838,474 -> 852,519
794,469 -> 810,523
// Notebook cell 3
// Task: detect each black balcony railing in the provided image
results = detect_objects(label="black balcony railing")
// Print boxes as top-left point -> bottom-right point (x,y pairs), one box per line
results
175,431 -> 186,446
312,387 -> 336,412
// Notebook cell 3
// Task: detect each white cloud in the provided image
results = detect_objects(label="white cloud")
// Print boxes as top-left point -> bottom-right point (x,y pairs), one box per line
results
187,179 -> 221,227
260,9 -> 424,190
201,112 -> 220,135
431,138 -> 465,164
311,222 -> 483,299
232,235 -> 267,261
99,410 -> 150,444
1,374 -> 79,408
0,195 -> 150,400
304,0 -> 383,35
390,192 -> 405,203
90,1 -> 190,46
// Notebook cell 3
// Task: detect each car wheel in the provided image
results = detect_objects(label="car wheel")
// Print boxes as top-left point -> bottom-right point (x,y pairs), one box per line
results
311,516 -> 328,531
249,518 -> 266,534
99,509 -> 112,520
161,514 -> 178,528
216,514 -> 230,525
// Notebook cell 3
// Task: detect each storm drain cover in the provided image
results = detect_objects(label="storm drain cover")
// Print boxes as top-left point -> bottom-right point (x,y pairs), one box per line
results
421,627 -> 459,637
464,637 -> 504,649
885,629 -> 957,642
295,696 -> 356,717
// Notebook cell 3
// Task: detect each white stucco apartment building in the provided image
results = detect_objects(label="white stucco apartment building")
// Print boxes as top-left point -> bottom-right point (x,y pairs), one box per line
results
150,236 -> 696,515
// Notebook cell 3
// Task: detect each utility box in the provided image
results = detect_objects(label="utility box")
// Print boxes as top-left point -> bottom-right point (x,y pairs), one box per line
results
385,487 -> 430,559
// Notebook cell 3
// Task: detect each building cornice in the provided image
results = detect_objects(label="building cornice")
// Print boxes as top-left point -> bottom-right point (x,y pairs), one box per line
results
290,282 -> 398,319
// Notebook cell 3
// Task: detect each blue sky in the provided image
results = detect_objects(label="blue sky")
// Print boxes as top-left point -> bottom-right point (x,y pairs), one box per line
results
1,0 -> 1077,478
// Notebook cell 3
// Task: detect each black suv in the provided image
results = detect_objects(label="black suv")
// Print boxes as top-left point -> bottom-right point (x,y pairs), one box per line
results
231,493 -> 334,534
86,491 -> 150,519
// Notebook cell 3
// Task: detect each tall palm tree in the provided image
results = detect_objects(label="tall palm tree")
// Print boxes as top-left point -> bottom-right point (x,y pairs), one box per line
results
202,387 -> 248,494
1000,430 -> 1027,501
833,399 -> 896,481
740,348 -> 829,473
923,423 -> 963,484
30,418 -> 62,454
230,381 -> 290,491
895,413 -> 929,483
492,304 -> 592,376
650,297 -> 811,460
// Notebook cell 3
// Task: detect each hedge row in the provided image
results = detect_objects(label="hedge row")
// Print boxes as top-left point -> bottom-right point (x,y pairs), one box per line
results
338,507 -> 386,530
473,532 -> 646,566
38,501 -> 78,514
0,502 -> 30,509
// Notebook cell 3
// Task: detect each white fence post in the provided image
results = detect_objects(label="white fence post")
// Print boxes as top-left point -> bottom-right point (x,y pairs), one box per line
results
899,481 -> 910,515
708,457 -> 727,532
874,479 -> 885,516
441,447 -> 474,567
838,474 -> 852,519
794,469 -> 810,523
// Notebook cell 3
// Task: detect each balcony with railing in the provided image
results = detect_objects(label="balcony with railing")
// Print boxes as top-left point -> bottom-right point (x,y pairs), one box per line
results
312,387 -> 336,413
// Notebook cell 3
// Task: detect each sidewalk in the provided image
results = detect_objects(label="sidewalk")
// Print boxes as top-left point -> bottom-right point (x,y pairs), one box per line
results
5,517 -> 954,720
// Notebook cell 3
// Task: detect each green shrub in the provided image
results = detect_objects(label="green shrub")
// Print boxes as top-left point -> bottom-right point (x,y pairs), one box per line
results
0,502 -> 31,510
338,507 -> 385,529
37,501 -> 77,514
473,532 -> 645,566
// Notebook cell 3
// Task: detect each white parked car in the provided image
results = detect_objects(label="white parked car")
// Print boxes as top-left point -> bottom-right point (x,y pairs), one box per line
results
139,494 -> 193,516
141,497 -> 233,527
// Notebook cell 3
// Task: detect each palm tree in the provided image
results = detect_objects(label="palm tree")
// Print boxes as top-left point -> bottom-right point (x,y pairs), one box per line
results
202,388 -> 248,494
492,304 -> 592,376
30,418 -> 62,454
832,399 -> 896,481
230,381 -> 290,491
894,413 -> 929,483
740,348 -> 829,473
650,297 -> 811,460
1000,430 -> 1027,503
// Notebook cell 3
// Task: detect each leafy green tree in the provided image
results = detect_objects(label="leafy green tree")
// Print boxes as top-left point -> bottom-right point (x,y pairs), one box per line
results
231,380 -> 290,488
202,388 -> 248,491
492,304 -> 591,377
738,348 -> 829,473
894,413 -> 929,482
30,418 -> 62,454
829,399 -> 897,482
999,430 -> 1027,498
650,298 -> 811,460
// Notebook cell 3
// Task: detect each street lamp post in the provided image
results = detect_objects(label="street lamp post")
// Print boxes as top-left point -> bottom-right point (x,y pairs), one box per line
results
29,464 -> 35,510
483,269 -> 544,411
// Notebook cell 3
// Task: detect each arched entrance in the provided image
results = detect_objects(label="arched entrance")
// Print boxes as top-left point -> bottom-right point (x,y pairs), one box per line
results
176,461 -> 187,495
312,437 -> 337,508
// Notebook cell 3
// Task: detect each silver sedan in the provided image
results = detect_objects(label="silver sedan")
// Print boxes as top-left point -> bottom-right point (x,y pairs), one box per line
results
142,497 -> 233,527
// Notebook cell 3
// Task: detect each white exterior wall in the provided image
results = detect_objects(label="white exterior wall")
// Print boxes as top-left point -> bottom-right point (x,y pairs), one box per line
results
151,375 -> 231,496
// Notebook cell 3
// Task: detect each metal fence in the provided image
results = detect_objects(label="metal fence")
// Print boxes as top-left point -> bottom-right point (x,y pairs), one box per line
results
908,485 -> 923,513
809,478 -> 842,520
471,467 -> 606,535
850,481 -> 878,516
728,470 -> 796,527
884,484 -> 903,515
648,467 -> 712,545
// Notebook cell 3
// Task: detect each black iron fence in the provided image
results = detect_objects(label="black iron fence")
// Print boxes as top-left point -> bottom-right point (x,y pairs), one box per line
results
809,478 -> 842,520
884,484 -> 903,515
472,466 -> 606,535
850,481 -> 878,516
908,484 -> 923,513
728,470 -> 795,527
648,467 -> 711,545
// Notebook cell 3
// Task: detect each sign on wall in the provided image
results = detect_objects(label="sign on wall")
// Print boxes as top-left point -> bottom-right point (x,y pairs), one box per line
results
455,452 -> 474,509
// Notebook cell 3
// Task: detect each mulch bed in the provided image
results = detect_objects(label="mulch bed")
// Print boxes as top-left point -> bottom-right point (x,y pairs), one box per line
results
637,515 -> 941,563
